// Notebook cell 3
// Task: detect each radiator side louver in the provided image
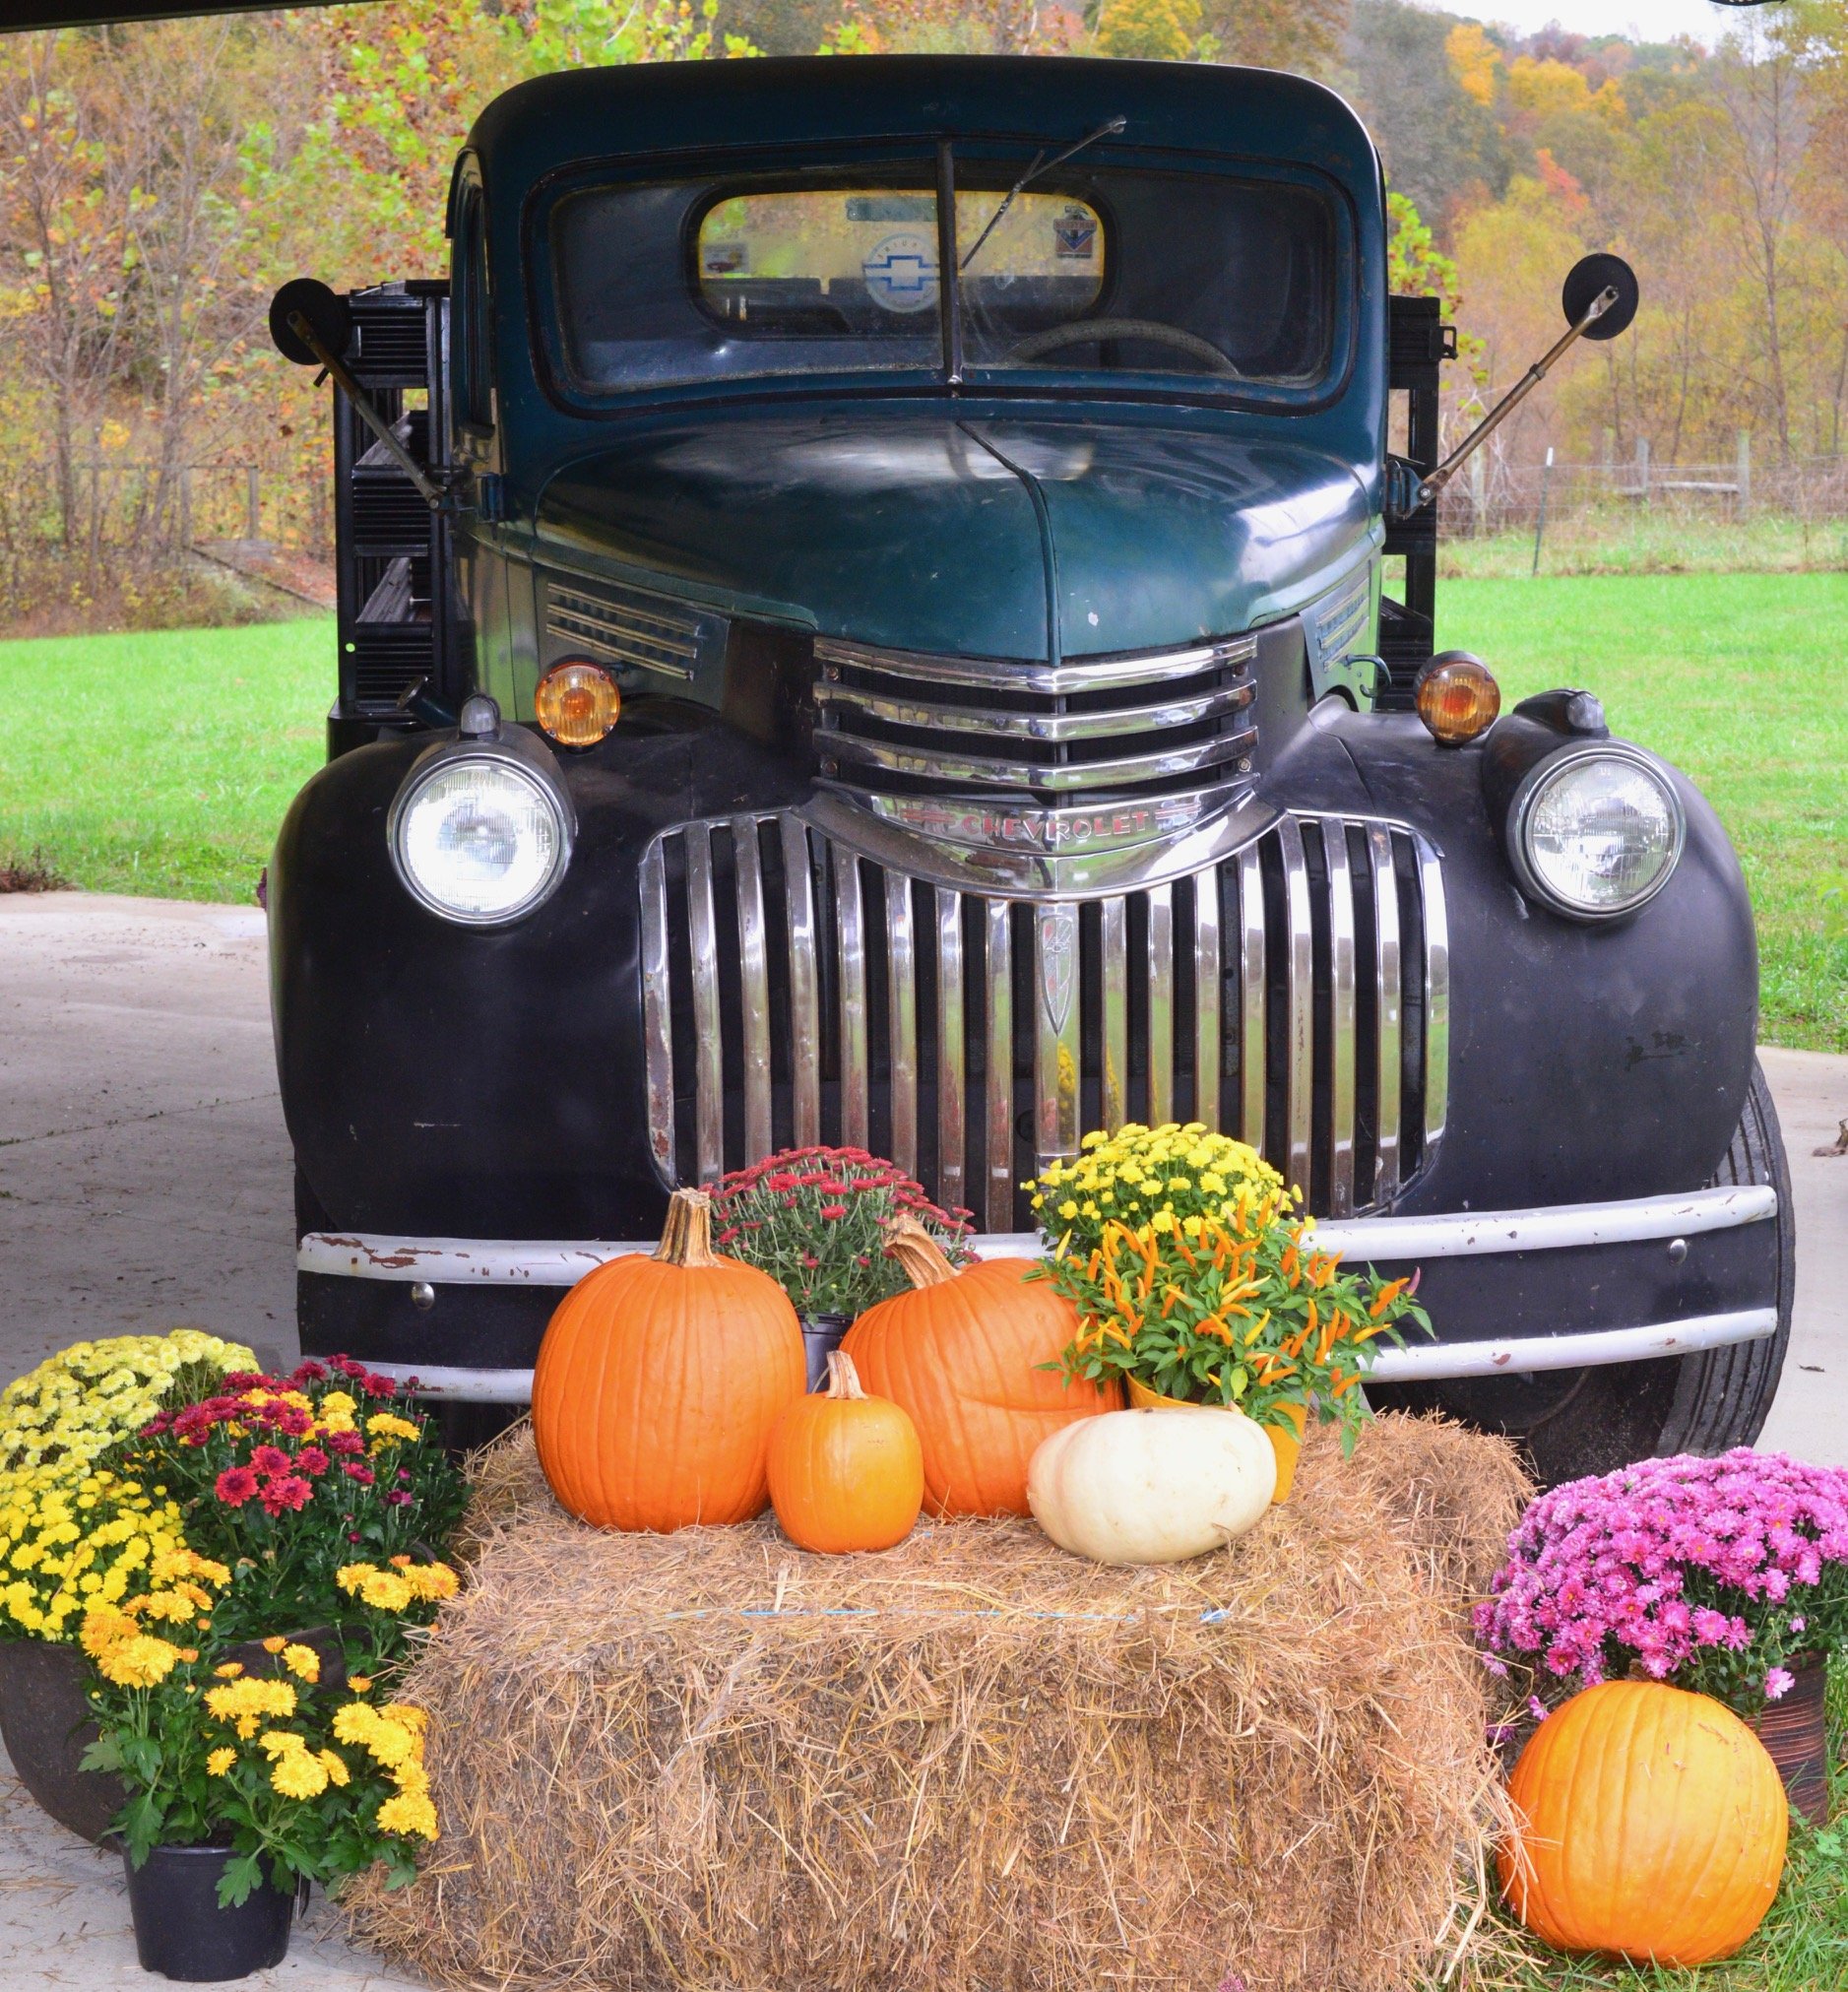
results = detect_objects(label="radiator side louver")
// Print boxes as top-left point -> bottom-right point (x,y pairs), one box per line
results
640,812 -> 1447,1227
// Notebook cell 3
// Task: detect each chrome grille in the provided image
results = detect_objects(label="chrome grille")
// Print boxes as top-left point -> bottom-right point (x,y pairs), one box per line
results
542,574 -> 704,681
640,811 -> 1447,1227
813,635 -> 1258,801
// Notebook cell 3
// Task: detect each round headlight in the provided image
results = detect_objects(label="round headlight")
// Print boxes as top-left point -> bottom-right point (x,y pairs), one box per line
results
1511,745 -> 1685,919
390,754 -> 569,925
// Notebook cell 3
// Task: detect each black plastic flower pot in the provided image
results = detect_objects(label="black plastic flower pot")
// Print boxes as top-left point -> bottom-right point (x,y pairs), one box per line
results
800,1315 -> 852,1392
122,1844 -> 294,1981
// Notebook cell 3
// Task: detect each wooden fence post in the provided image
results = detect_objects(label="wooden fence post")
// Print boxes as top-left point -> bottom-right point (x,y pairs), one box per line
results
1469,448 -> 1486,535
1635,436 -> 1650,504
246,466 -> 261,543
1737,431 -> 1751,518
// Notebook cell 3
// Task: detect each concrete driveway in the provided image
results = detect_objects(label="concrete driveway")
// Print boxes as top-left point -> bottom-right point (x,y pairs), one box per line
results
2,888 -> 1843,1459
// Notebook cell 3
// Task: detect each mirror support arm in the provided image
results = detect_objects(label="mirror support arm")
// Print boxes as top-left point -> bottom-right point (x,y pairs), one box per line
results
285,309 -> 447,512
1410,285 -> 1618,511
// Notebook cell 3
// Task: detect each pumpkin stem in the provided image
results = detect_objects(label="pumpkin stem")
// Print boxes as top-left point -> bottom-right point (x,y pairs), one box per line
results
884,1216 -> 958,1290
824,1350 -> 868,1400
653,1188 -> 724,1269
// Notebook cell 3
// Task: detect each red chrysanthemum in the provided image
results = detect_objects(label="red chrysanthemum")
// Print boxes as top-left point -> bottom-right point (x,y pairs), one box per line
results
259,1474 -> 313,1515
215,1466 -> 259,1507
250,1445 -> 291,1475
295,1446 -> 330,1478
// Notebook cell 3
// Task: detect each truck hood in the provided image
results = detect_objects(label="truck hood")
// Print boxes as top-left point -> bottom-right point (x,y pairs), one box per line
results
535,414 -> 1375,660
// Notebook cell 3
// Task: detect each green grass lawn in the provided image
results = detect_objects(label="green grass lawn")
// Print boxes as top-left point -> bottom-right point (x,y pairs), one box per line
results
0,620 -> 330,904
0,575 -> 1842,1048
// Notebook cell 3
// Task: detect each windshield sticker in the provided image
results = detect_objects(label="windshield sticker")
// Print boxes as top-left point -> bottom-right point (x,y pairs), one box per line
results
1053,210 -> 1098,261
702,242 -> 747,277
846,195 -> 934,224
861,231 -> 940,314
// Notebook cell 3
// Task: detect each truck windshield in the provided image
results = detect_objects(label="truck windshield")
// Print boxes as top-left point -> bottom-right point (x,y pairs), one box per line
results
547,159 -> 1335,398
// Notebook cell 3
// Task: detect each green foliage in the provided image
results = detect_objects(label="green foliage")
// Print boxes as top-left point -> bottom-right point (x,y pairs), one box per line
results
1094,0 -> 1204,63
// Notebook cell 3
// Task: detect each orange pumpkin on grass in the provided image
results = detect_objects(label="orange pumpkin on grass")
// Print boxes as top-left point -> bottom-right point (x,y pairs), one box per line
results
841,1218 -> 1119,1517
533,1188 -> 804,1531
768,1350 -> 924,1554
1500,1680 -> 1787,1965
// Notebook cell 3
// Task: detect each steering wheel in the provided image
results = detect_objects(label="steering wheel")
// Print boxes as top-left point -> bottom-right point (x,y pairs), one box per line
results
1006,317 -> 1242,376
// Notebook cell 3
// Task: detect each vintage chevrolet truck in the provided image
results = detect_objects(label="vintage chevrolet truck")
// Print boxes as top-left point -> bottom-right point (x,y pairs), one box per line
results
269,54 -> 1791,1480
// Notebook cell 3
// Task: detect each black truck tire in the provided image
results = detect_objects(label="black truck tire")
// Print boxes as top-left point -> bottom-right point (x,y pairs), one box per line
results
1369,1060 -> 1794,1486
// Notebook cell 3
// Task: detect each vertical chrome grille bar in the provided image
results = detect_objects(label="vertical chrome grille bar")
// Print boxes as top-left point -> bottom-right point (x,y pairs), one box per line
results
1419,836 -> 1450,1152
1100,895 -> 1128,1132
1193,870 -> 1222,1130
1324,821 -> 1358,1217
984,899 -> 1014,1229
935,888 -> 966,1212
1237,846 -> 1265,1149
732,817 -> 772,1164
639,837 -> 674,1180
683,827 -> 725,1183
1146,882 -> 1174,1125
780,817 -> 821,1148
885,870 -> 918,1175
1034,901 -> 1081,1172
834,843 -> 869,1149
1369,824 -> 1402,1202
1276,815 -> 1314,1193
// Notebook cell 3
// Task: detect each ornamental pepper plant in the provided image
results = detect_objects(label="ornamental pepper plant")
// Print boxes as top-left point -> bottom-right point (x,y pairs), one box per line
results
1036,1125 -> 1431,1451
1477,1449 -> 1848,1715
710,1145 -> 975,1318
118,1357 -> 469,1654
81,1562 -> 446,1904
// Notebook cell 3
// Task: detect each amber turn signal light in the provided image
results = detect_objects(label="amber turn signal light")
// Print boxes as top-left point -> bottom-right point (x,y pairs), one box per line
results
1415,652 -> 1500,745
535,660 -> 620,747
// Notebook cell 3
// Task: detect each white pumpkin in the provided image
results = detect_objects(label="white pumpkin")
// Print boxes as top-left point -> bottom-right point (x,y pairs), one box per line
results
1027,1404 -> 1277,1565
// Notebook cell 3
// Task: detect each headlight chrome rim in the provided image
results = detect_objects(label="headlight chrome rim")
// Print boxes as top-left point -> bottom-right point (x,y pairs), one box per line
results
388,747 -> 573,927
1508,740 -> 1686,922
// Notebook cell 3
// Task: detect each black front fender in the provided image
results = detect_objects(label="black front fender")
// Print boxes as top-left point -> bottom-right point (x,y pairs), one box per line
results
1266,705 -> 1756,1214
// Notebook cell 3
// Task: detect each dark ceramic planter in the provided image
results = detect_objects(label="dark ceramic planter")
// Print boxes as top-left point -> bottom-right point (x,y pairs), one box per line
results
123,1843 -> 294,1980
1749,1653 -> 1830,1826
800,1314 -> 852,1392
0,1636 -> 126,1844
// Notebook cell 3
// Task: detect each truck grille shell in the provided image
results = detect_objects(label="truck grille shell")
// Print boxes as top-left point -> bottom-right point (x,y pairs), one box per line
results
813,635 -> 1259,802
640,811 -> 1448,1227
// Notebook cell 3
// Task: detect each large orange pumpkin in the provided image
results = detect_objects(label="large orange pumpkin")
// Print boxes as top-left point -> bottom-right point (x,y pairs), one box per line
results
767,1351 -> 924,1554
841,1219 -> 1119,1517
1500,1680 -> 1788,1965
532,1188 -> 804,1531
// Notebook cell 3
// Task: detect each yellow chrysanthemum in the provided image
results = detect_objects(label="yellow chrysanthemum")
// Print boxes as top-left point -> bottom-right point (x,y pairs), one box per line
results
281,1643 -> 320,1683
375,1790 -> 438,1840
268,1749 -> 329,1801
96,1633 -> 183,1689
206,1747 -> 237,1776
319,1749 -> 350,1788
364,1413 -> 421,1445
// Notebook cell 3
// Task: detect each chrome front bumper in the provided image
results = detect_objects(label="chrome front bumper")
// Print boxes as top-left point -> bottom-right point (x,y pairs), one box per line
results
299,1184 -> 1779,1402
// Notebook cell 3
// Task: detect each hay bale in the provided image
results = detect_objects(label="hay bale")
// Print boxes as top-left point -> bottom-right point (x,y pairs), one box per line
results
348,1413 -> 1527,1992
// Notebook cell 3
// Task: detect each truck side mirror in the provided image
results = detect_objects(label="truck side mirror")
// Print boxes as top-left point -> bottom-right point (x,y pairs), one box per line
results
269,279 -> 353,367
1561,254 -> 1638,343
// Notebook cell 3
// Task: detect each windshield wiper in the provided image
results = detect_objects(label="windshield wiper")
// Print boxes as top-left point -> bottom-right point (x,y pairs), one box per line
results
958,115 -> 1126,275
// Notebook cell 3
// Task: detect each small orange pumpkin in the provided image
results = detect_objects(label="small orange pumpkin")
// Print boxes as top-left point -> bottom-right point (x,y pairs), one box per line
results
767,1351 -> 924,1554
532,1188 -> 804,1531
1500,1680 -> 1788,1965
841,1219 -> 1119,1517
